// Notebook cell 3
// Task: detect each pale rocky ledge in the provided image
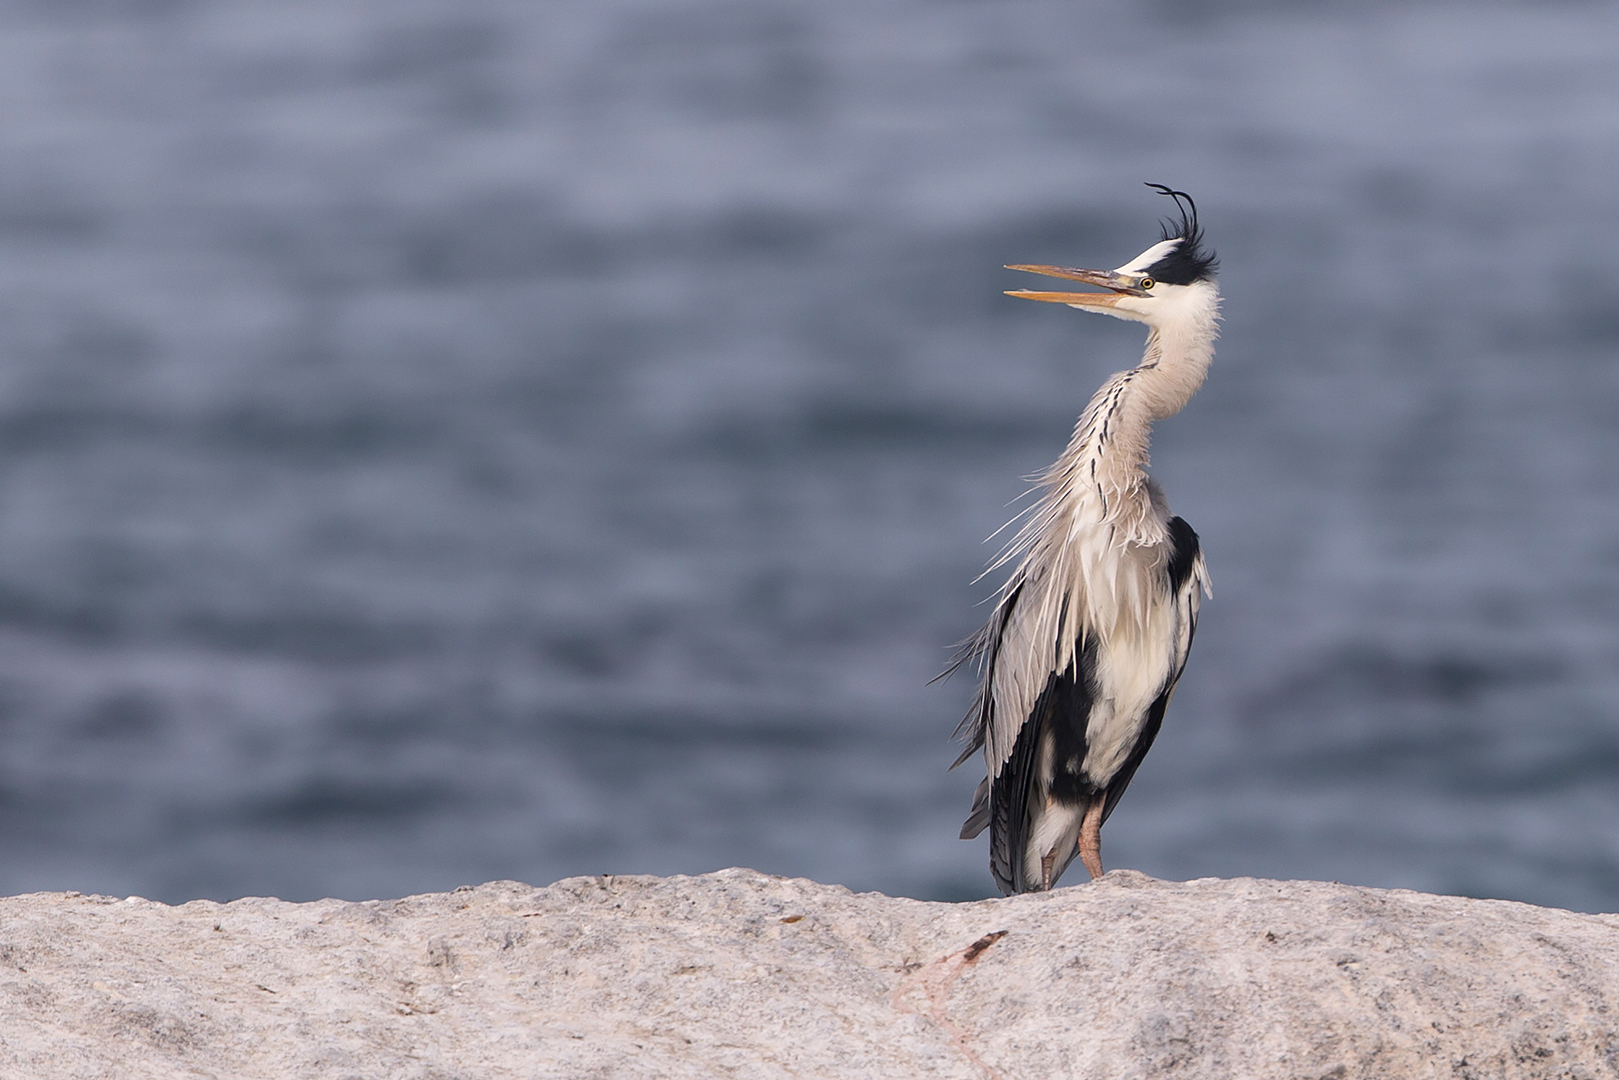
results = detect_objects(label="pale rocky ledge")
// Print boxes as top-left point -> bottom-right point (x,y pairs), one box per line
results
2,870 -> 1617,1079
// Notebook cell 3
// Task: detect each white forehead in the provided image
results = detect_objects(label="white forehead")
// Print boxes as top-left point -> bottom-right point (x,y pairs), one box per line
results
1114,238 -> 1180,276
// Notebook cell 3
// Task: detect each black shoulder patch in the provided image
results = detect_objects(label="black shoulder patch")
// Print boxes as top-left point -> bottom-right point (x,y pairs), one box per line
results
1165,515 -> 1201,594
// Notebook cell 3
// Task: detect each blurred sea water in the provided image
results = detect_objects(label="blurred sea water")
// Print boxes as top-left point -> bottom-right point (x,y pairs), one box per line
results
0,0 -> 1616,908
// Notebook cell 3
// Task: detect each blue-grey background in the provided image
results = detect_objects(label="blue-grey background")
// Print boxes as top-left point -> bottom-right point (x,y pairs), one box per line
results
0,0 -> 1615,910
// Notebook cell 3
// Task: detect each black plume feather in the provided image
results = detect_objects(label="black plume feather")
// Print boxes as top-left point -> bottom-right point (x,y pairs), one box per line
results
1142,183 -> 1218,285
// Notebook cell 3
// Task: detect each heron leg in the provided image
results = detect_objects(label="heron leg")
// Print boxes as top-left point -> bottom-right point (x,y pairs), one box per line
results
1078,793 -> 1106,880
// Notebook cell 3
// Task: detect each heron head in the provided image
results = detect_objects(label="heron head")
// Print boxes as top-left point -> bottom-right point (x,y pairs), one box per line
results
1005,184 -> 1219,329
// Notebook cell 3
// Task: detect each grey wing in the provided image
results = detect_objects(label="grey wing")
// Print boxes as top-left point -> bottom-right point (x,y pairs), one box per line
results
987,690 -> 1045,894
949,578 -> 1026,771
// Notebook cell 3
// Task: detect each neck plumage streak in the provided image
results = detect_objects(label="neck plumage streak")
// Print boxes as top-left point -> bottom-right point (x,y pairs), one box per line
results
953,185 -> 1220,895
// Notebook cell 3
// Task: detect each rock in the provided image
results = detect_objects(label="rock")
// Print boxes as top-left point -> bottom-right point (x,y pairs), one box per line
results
0,870 -> 1616,1078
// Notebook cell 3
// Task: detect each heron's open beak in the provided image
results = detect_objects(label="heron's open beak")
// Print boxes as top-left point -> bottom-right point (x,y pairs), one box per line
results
1003,264 -> 1149,308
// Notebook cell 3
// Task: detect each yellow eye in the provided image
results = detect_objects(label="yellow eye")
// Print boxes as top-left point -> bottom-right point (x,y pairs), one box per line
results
1139,277 -> 1155,291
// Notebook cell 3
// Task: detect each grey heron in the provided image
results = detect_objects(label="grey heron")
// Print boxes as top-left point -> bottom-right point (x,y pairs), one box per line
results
953,184 -> 1218,894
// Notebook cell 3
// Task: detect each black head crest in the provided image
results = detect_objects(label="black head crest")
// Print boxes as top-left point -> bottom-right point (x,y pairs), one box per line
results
1142,182 -> 1218,285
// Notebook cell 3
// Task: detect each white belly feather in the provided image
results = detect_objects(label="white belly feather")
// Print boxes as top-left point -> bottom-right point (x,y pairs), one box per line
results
1081,573 -> 1179,783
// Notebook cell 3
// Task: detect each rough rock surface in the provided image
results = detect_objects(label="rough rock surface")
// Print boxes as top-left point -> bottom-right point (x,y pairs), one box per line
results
1,869 -> 1617,1079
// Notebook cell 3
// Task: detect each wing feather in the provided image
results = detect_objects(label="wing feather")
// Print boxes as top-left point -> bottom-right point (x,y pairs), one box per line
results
959,777 -> 990,840
988,698 -> 1043,894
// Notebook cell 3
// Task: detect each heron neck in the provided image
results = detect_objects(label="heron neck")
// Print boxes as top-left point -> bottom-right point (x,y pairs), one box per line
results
1136,319 -> 1217,421
1053,317 -> 1217,510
